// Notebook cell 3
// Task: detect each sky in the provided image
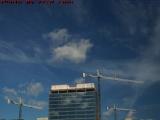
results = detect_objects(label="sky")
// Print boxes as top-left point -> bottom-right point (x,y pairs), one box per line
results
0,0 -> 160,120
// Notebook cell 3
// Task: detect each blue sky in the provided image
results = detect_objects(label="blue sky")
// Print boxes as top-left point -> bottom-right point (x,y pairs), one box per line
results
0,0 -> 160,120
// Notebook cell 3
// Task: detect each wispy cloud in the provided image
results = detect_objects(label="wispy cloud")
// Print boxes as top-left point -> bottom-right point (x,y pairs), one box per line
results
131,15 -> 160,83
2,82 -> 44,97
28,99 -> 47,109
100,9 -> 160,119
3,87 -> 18,96
2,82 -> 45,108
26,82 -> 44,97
71,0 -> 90,23
0,40 -> 42,63
77,13 -> 160,119
3,87 -> 20,103
111,0 -> 150,36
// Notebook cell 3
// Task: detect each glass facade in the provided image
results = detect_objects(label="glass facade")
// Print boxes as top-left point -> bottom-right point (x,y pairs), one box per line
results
49,85 -> 97,120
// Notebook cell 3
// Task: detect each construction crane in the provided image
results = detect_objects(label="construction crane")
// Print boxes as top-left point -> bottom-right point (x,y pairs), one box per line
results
6,97 -> 42,120
106,105 -> 136,120
82,69 -> 143,120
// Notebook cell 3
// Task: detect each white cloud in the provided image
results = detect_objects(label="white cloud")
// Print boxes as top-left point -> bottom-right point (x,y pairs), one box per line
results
43,28 -> 93,64
53,39 -> 93,63
43,28 -> 70,46
26,82 -> 44,97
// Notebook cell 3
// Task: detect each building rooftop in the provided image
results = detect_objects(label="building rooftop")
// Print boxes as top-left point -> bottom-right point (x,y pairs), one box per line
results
51,83 -> 95,92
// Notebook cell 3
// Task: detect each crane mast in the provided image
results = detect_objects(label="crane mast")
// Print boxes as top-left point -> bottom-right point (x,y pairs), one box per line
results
97,75 -> 101,120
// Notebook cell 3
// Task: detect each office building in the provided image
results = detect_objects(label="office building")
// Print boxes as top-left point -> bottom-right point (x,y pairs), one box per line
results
49,83 -> 97,120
